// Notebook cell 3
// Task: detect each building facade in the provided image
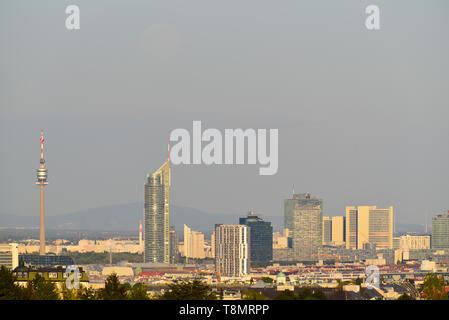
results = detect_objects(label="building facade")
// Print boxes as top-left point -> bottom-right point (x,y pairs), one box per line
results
183,224 -> 205,259
169,226 -> 179,263
215,224 -> 249,277
400,235 -> 430,250
144,160 -> 170,263
322,216 -> 332,245
239,212 -> 273,264
0,243 -> 19,270
346,206 -> 394,250
291,194 -> 323,261
431,212 -> 449,249
331,216 -> 346,246
284,193 -> 323,235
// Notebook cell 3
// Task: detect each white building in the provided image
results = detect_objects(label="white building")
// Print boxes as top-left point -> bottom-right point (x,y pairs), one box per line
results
215,224 -> 249,278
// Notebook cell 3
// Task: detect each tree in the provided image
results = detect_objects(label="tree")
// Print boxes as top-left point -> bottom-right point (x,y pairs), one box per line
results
159,279 -> 217,300
97,273 -> 128,300
261,277 -> 273,284
274,289 -> 298,300
128,283 -> 149,300
242,290 -> 266,300
25,274 -> 59,300
423,273 -> 448,300
397,293 -> 414,300
0,266 -> 28,300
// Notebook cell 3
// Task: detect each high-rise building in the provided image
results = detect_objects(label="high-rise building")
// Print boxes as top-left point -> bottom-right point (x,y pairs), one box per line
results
36,128 -> 48,255
144,159 -> 170,263
0,243 -> 19,270
239,211 -> 273,264
322,216 -> 332,245
284,193 -> 323,236
346,206 -> 393,250
183,224 -> 205,259
215,224 -> 249,277
331,216 -> 346,246
169,226 -> 179,263
431,212 -> 449,249
290,193 -> 322,261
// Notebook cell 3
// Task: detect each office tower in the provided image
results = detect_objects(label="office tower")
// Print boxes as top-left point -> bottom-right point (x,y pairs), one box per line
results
239,211 -> 273,264
183,224 -> 205,259
0,243 -> 19,270
322,216 -> 332,245
144,157 -> 170,263
291,194 -> 323,261
215,224 -> 249,277
169,226 -> 179,263
345,206 -> 394,250
285,193 -> 323,235
36,128 -> 48,255
273,229 -> 289,249
331,216 -> 346,246
431,212 -> 449,249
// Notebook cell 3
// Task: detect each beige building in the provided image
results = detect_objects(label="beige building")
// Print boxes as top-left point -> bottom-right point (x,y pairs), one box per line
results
346,206 -> 394,250
400,235 -> 430,250
273,229 -> 289,249
331,216 -> 345,246
0,243 -> 19,270
183,224 -> 205,259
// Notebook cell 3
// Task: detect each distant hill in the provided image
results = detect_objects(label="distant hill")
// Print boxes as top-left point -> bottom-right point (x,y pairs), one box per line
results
0,203 -> 284,235
0,204 -> 423,235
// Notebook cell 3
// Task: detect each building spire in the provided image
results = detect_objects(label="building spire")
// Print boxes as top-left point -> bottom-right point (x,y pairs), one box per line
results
40,126 -> 45,164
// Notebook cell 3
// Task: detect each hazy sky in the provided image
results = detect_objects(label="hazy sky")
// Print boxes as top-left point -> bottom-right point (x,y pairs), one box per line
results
1,1 -> 448,227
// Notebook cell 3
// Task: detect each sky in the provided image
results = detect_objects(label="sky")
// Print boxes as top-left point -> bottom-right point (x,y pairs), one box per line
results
1,0 -> 448,227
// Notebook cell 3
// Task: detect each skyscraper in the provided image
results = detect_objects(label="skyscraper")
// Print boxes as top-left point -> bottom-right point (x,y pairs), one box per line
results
346,206 -> 393,250
144,159 -> 170,263
215,224 -> 249,277
331,216 -> 346,246
322,216 -> 332,245
36,128 -> 48,256
239,211 -> 273,264
431,212 -> 449,249
285,193 -> 323,235
290,193 -> 323,261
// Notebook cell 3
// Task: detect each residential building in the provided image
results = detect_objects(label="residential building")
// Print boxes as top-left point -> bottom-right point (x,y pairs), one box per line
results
215,224 -> 249,277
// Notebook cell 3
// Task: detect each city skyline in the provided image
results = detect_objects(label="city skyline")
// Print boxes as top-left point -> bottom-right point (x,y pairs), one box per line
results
1,1 -> 448,227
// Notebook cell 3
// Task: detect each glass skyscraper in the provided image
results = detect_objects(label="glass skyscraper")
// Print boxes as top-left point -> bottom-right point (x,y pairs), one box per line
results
239,212 -> 273,264
431,212 -> 449,249
144,160 -> 170,263
284,193 -> 323,235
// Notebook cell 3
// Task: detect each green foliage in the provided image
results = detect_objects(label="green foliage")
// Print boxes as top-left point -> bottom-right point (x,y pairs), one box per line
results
261,277 -> 273,284
128,283 -> 149,300
397,293 -> 414,300
274,289 -> 297,300
423,273 -> 448,300
97,273 -> 128,300
159,279 -> 217,300
242,290 -> 266,300
25,274 -> 60,300
0,266 -> 27,300
274,288 -> 327,300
